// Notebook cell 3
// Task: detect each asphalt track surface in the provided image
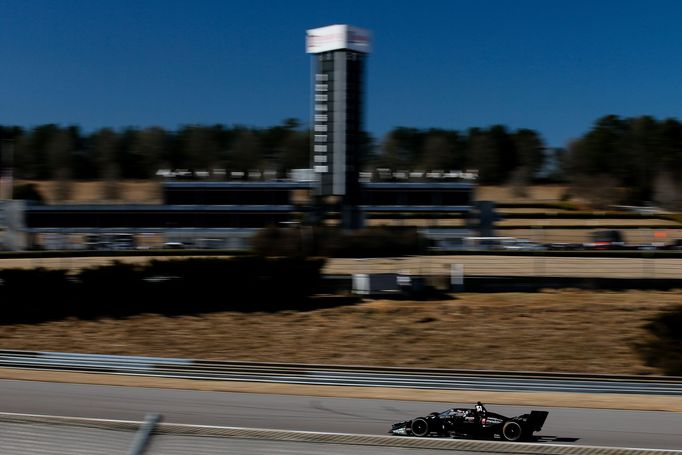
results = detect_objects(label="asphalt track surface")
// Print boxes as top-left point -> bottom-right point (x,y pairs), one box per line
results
1,379 -> 681,451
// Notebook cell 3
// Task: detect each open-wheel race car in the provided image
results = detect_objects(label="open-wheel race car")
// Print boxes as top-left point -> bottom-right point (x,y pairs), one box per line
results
390,402 -> 548,442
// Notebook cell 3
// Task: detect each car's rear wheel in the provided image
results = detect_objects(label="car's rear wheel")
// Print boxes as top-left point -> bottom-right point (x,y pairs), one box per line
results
411,418 -> 430,437
502,421 -> 523,441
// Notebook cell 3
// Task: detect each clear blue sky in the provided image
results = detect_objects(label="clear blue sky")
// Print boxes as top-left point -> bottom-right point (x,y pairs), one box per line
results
2,0 -> 682,147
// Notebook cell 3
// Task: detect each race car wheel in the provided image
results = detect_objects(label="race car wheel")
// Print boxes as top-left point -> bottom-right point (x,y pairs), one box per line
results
502,421 -> 523,442
411,418 -> 430,437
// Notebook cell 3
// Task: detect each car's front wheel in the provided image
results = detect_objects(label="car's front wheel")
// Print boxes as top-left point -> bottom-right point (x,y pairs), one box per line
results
502,421 -> 523,441
411,418 -> 430,437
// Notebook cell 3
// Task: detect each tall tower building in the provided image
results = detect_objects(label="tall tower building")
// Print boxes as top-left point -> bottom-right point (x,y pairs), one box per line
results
306,24 -> 371,229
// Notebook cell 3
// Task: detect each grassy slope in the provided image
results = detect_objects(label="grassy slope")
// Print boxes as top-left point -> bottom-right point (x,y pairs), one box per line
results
0,290 -> 677,375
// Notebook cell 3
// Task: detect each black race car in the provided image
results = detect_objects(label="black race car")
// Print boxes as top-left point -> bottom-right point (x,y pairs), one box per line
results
390,402 -> 548,442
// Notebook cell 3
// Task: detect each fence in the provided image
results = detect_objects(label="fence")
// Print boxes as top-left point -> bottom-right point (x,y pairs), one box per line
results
324,255 -> 682,280
0,253 -> 680,281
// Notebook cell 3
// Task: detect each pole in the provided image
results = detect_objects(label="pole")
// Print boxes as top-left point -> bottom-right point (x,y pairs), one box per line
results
128,413 -> 162,455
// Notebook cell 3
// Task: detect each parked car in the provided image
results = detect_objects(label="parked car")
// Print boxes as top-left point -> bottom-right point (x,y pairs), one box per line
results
499,238 -> 547,251
462,237 -> 516,251
163,241 -> 187,249
545,242 -> 582,251
583,230 -> 625,250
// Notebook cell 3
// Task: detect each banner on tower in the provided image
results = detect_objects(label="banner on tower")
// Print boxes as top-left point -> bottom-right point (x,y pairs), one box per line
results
306,24 -> 371,54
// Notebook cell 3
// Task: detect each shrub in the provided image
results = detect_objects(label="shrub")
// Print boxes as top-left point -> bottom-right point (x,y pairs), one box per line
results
250,225 -> 305,257
13,183 -> 45,204
637,306 -> 682,375
321,227 -> 428,258
251,226 -> 428,258
0,268 -> 72,322
0,257 -> 326,323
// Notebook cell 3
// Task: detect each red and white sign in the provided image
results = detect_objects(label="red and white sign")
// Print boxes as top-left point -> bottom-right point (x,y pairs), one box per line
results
306,24 -> 371,54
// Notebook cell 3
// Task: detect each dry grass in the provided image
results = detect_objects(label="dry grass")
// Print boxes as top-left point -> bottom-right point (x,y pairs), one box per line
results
18,180 -> 162,204
0,290 -> 677,375
476,185 -> 571,203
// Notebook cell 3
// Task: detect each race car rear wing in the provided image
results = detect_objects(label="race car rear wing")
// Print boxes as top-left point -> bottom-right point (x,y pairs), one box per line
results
528,411 -> 549,431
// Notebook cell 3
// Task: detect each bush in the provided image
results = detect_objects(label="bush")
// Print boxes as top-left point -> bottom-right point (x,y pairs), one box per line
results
250,225 -> 305,257
321,227 -> 428,257
143,256 -> 324,311
0,268 -> 72,322
0,257 -> 326,323
251,226 -> 428,258
637,306 -> 682,375
12,183 -> 45,204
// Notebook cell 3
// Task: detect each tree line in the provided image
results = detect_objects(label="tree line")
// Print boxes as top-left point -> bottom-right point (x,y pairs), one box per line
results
0,121 -> 546,184
370,125 -> 546,185
2,114 -> 682,208
565,115 -> 682,208
0,118 -> 310,181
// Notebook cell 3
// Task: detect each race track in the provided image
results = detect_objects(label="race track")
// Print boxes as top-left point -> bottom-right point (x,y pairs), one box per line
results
1,379 -> 681,450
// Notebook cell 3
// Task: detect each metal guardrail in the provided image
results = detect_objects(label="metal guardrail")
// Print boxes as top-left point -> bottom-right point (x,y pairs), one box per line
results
1,350 -> 682,396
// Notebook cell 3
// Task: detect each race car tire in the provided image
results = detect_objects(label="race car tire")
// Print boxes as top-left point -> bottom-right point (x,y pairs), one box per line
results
411,418 -> 430,437
502,421 -> 523,442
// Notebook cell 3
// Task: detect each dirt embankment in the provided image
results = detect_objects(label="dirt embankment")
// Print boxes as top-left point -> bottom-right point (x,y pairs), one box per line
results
0,290 -> 677,375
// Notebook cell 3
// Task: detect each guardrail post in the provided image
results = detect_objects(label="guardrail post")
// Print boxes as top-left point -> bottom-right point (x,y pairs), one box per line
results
129,413 -> 162,455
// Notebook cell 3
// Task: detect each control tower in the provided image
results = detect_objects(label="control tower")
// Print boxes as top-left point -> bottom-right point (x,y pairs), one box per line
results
306,24 -> 371,229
